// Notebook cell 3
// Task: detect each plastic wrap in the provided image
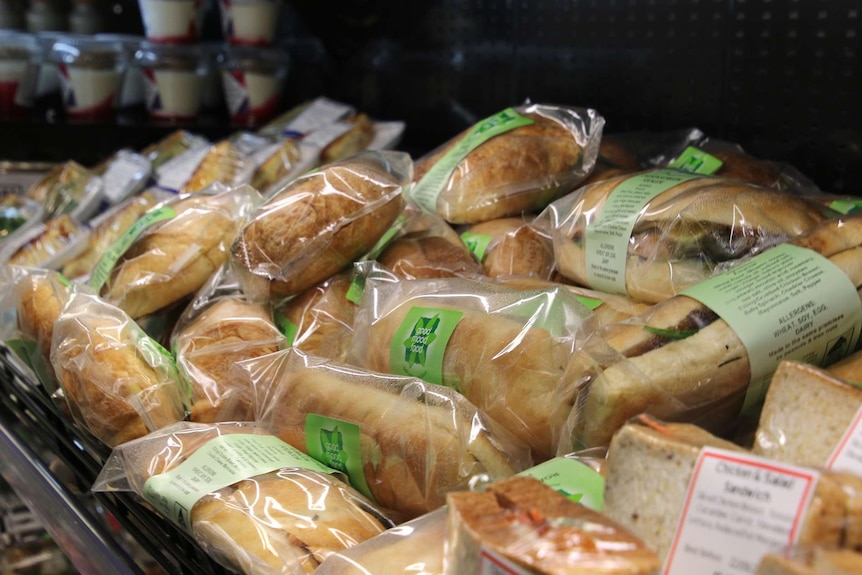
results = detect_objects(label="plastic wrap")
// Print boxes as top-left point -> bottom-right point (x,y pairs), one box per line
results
24,161 -> 104,222
49,289 -> 187,447
460,215 -> 555,280
543,169 -> 833,304
154,140 -> 248,194
95,183 -> 263,319
0,192 -> 44,246
602,417 -> 862,566
230,150 -> 409,302
756,547 -> 862,574
95,149 -> 153,205
315,508 -> 446,575
409,103 -> 604,224
91,422 -> 394,575
347,275 -> 595,460
60,189 -> 166,280
553,214 -> 862,452
171,265 -> 285,423
140,130 -> 209,170
444,475 -> 660,575
0,214 -> 88,269
244,348 -> 531,519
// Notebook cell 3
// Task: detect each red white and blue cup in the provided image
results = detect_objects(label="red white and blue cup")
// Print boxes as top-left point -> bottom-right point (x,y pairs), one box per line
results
137,0 -> 206,44
218,0 -> 281,46
135,42 -> 206,122
219,46 -> 287,126
49,37 -> 125,121
0,32 -> 38,118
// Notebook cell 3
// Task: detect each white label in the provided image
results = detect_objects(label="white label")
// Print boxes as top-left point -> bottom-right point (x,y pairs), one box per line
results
585,169 -> 700,294
102,152 -> 151,203
303,121 -> 353,149
284,97 -> 353,137
663,448 -> 819,575
155,146 -> 209,192
222,71 -> 249,114
479,548 -> 532,575
826,405 -> 862,475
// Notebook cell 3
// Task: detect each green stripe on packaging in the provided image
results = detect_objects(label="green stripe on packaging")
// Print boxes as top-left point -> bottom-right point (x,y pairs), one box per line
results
669,146 -> 724,175
460,232 -> 493,261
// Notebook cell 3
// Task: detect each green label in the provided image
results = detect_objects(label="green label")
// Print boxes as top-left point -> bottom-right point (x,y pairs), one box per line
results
142,433 -> 337,532
89,205 -> 177,290
460,232 -> 493,261
56,273 -> 70,287
273,310 -> 297,348
669,146 -> 724,175
389,306 -> 463,384
410,108 -> 534,212
364,214 -> 407,262
518,457 -> 605,512
305,414 -> 373,500
346,275 -> 365,304
829,200 -> 862,215
585,170 -> 701,295
682,243 -> 862,414
574,295 -> 604,311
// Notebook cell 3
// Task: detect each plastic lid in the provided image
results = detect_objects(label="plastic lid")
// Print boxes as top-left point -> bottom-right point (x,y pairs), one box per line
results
217,46 -> 289,74
48,36 -> 123,67
134,41 -> 204,70
0,31 -> 38,59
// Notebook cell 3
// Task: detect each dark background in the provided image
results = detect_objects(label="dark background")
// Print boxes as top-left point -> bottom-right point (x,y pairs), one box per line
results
4,0 -> 861,193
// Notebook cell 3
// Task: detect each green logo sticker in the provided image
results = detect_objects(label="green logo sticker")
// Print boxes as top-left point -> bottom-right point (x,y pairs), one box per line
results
389,306 -> 463,384
518,457 -> 605,512
829,199 -> 862,215
346,275 -> 365,304
460,232 -> 493,261
89,205 -> 177,290
669,146 -> 724,175
574,295 -> 604,311
410,108 -> 534,212
305,414 -> 373,500
273,310 -> 298,348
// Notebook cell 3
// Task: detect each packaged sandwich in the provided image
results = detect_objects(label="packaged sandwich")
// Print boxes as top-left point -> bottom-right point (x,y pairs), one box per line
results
61,189 -> 166,280
94,149 -> 153,205
445,475 -> 660,575
409,103 -> 603,224
231,150 -> 409,302
1,214 -> 87,269
95,183 -> 262,319
315,508 -> 446,575
25,161 -> 103,221
554,213 -> 862,452
756,547 -> 862,575
172,266 -> 285,423
0,192 -> 44,245
152,140 -> 247,195
245,348 -> 531,519
578,134 -> 644,187
141,130 -> 209,171
543,169 -> 833,304
92,422 -> 394,575
460,216 -> 555,279
348,276 -> 595,460
603,417 -> 862,568
50,289 -> 186,447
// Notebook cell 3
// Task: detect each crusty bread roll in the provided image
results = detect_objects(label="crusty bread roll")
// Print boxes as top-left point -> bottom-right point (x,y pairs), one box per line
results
231,152 -> 407,301
753,361 -> 862,470
462,217 -> 555,279
378,235 -> 482,280
413,104 -> 601,224
757,549 -> 862,575
825,348 -> 862,385
250,350 -> 528,519
174,298 -> 284,423
180,141 -> 244,194
101,187 -> 260,319
320,114 -> 376,165
445,476 -> 660,575
551,171 -> 830,304
15,271 -> 69,365
278,272 -> 355,360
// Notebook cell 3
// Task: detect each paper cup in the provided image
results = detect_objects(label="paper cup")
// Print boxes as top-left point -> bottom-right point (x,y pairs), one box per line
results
49,37 -> 124,120
219,46 -> 287,126
218,0 -> 280,46
94,34 -> 146,109
136,42 -> 205,121
0,32 -> 37,117
137,0 -> 205,44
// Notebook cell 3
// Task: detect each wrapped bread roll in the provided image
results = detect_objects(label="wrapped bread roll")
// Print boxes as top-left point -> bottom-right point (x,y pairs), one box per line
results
756,548 -> 862,575
3,214 -> 85,268
461,217 -> 555,279
545,170 -> 831,304
231,151 -> 409,302
246,349 -> 530,519
378,235 -> 482,280
92,422 -> 393,575
174,297 -> 284,423
445,476 -> 660,575
99,184 -> 262,319
50,290 -> 186,446
411,103 -> 604,224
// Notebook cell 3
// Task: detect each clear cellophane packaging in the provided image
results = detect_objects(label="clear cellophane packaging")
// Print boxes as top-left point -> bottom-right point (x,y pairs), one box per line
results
648,127 -> 823,196
50,288 -> 187,447
315,508 -> 446,575
91,421 -> 395,575
24,161 -> 104,222
552,213 -> 862,454
153,140 -> 248,195
171,264 -> 285,424
409,103 -> 604,224
230,150 -> 410,303
95,183 -> 263,320
0,213 -> 89,269
141,130 -> 209,171
458,214 -> 555,280
541,168 -> 835,305
347,275 -> 596,461
94,149 -> 153,206
60,188 -> 169,280
756,545 -> 862,574
242,348 -> 532,520
0,191 -> 45,247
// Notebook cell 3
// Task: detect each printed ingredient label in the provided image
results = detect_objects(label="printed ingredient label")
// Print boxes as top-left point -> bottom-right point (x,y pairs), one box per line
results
479,548 -> 533,575
142,433 -> 337,532
102,152 -> 150,204
664,448 -> 819,575
410,108 -> 534,213
282,98 -> 353,138
89,205 -> 177,290
669,146 -> 724,175
682,243 -> 862,413
460,232 -> 493,261
585,170 -> 701,294
389,306 -> 463,385
826,405 -> 862,475
518,457 -> 604,511
305,414 -> 374,500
